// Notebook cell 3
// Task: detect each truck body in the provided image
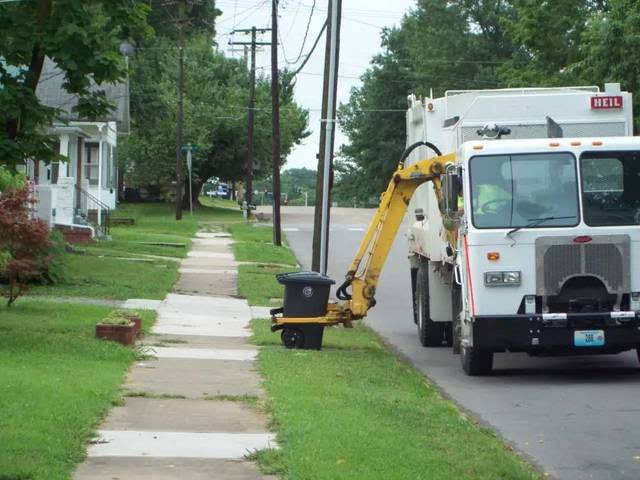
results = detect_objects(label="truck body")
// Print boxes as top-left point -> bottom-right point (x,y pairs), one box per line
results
405,84 -> 640,373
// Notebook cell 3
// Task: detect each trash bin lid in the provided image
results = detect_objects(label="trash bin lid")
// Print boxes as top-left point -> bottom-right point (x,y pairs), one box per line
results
276,271 -> 336,286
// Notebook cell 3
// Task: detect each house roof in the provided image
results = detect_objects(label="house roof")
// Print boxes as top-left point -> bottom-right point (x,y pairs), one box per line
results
36,57 -> 130,133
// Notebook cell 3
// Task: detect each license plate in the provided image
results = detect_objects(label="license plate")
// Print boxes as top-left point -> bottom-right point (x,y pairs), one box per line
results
574,330 -> 605,347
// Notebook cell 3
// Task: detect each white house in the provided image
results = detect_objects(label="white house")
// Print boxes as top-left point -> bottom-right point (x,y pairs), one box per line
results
21,57 -> 129,240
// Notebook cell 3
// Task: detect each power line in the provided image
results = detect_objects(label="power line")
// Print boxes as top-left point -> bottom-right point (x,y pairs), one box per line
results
216,0 -> 268,26
288,20 -> 326,77
285,0 -> 316,65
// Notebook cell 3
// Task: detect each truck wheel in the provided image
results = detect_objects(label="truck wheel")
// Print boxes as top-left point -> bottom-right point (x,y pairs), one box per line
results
461,345 -> 493,375
416,263 -> 444,347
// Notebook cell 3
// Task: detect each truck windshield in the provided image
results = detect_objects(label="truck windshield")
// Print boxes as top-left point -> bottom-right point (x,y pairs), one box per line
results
470,152 -> 579,229
581,151 -> 640,226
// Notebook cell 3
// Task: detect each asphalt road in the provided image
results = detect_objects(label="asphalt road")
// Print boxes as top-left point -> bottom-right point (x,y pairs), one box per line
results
270,205 -> 640,480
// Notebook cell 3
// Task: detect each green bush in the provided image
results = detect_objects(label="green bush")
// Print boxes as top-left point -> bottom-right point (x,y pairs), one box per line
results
0,250 -> 10,270
0,167 -> 26,192
43,230 -> 67,284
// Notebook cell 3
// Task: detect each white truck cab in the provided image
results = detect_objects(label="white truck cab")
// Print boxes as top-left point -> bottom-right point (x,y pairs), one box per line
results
405,85 -> 640,374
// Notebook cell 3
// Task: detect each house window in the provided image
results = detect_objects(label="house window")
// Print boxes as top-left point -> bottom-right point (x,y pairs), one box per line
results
51,162 -> 59,184
85,143 -> 100,186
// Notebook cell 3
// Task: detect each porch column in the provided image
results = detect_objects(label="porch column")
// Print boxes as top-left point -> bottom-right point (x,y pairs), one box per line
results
59,134 -> 70,177
97,129 -> 103,226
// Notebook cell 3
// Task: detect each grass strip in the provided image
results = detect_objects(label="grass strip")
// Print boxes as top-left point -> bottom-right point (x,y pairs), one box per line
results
228,223 -> 299,266
251,319 -> 540,480
29,201 -> 243,300
229,223 -> 299,306
0,300 -> 156,480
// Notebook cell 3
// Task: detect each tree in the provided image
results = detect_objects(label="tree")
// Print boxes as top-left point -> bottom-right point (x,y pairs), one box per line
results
573,0 -> 640,131
497,0 -> 606,86
147,0 -> 221,39
121,34 -> 309,205
0,185 -> 52,306
0,0 -> 151,170
337,0 -> 510,200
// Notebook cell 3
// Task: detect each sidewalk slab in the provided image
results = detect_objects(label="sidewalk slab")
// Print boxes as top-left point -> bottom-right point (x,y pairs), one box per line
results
179,268 -> 237,275
161,293 -> 250,313
181,256 -> 239,269
142,334 -> 255,350
87,430 -> 277,458
103,398 -> 269,433
122,299 -> 163,311
174,273 -> 237,297
191,243 -> 232,254
152,323 -> 250,337
73,457 -> 276,480
153,311 -> 250,337
74,457 -> 275,480
251,306 -> 273,319
125,358 -> 262,398
192,237 -> 233,246
196,232 -> 232,239
188,251 -> 235,260
150,346 -> 257,361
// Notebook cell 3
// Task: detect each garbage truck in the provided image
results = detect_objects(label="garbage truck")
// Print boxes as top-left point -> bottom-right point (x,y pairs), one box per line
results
271,83 -> 640,375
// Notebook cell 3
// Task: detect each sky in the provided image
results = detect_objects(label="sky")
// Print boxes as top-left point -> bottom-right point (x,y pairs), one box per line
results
214,0 -> 417,171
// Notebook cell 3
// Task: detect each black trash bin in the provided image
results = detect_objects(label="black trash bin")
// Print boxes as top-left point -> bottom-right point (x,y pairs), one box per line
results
276,271 -> 335,318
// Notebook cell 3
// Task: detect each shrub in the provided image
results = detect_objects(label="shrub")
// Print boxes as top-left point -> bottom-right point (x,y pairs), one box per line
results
44,229 -> 68,284
0,166 -> 25,192
0,184 -> 53,306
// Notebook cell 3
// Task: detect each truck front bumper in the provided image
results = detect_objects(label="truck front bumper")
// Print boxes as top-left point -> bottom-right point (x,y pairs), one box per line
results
473,312 -> 640,353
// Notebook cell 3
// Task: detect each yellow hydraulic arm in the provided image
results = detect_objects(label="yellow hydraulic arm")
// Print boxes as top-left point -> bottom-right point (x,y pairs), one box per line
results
272,149 -> 457,331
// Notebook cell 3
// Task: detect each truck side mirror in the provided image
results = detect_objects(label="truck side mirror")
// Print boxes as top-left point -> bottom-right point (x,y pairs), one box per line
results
443,164 -> 461,217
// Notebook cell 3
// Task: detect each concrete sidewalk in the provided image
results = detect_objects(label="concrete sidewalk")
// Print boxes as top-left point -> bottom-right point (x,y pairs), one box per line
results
73,231 -> 276,479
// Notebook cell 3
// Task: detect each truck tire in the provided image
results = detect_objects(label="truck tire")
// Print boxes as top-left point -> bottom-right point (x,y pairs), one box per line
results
416,262 -> 444,347
461,345 -> 493,376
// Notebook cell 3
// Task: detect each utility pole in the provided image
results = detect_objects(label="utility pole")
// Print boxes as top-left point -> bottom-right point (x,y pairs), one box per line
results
271,0 -> 282,246
229,27 -> 271,211
175,0 -> 186,221
312,0 -> 341,273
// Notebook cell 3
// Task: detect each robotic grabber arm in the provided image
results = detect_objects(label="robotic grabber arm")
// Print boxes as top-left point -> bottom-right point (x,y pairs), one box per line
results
271,143 -> 457,349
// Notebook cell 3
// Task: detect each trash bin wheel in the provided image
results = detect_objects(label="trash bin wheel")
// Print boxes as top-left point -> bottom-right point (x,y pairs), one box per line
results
281,328 -> 305,349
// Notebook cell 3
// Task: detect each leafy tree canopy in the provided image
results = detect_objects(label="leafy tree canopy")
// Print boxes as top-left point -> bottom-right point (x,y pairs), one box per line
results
337,0 -> 637,200
0,0 -> 152,170
120,33 -> 309,203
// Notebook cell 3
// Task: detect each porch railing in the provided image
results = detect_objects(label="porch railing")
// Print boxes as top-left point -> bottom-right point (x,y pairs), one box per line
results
74,184 -> 111,237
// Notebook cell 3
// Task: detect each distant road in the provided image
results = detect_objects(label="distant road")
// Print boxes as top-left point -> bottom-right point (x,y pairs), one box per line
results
268,205 -> 640,480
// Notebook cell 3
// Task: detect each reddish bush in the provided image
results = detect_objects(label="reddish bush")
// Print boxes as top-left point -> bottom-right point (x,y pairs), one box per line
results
0,185 -> 52,306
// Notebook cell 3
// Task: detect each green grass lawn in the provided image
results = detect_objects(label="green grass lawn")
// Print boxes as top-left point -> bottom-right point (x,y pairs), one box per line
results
228,223 -> 299,306
29,201 -> 244,300
0,300 -> 156,480
251,319 -> 540,480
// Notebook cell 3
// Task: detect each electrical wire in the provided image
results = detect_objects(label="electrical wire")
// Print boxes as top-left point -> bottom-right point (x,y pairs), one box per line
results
285,0 -> 316,65
288,19 -> 326,77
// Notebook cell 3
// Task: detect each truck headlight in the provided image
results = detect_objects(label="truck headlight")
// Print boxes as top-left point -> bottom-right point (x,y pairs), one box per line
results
484,271 -> 521,286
